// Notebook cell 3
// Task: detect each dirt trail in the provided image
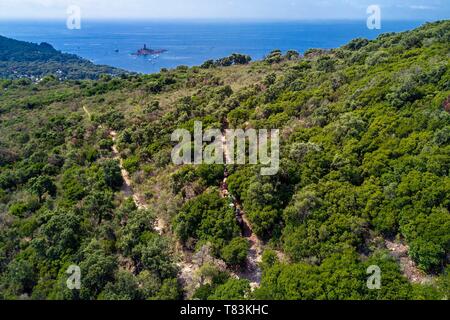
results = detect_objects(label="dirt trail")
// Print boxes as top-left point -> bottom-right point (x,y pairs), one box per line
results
83,105 -> 263,292
109,130 -> 165,234
82,106 -> 164,234
234,208 -> 263,288
109,131 -> 146,209
175,243 -> 197,295
385,239 -> 433,284
109,129 -> 195,292
220,131 -> 263,289
82,106 -> 92,120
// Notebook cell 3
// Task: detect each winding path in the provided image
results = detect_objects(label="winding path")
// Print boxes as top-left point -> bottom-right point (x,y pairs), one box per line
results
82,106 -> 164,234
110,131 -> 165,234
220,128 -> 263,289
83,105 -> 264,293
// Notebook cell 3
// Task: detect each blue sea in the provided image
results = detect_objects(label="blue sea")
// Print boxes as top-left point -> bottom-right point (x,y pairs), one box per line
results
0,20 -> 426,74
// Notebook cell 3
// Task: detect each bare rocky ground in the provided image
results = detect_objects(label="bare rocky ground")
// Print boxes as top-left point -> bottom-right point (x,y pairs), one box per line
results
385,239 -> 433,284
234,214 -> 263,290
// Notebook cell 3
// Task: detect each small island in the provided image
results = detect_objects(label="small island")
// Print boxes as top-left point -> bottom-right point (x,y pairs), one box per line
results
133,44 -> 167,56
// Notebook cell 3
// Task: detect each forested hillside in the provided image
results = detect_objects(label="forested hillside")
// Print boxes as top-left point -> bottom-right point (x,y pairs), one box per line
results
0,35 -> 127,80
0,20 -> 449,300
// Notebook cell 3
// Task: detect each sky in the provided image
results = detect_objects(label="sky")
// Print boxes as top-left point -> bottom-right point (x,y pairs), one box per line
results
0,0 -> 449,20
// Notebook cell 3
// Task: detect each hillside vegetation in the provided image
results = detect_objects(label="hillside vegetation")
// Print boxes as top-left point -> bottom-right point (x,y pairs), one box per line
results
0,21 -> 449,300
0,35 -> 127,80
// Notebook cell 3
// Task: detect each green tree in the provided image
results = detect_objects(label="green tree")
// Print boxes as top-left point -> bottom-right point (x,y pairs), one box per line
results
32,209 -> 82,262
152,278 -> 182,300
79,241 -> 117,300
101,159 -> 123,190
174,190 -> 240,248
99,271 -> 141,300
1,259 -> 36,297
209,279 -> 251,300
221,238 -> 249,267
137,237 -> 177,280
28,175 -> 56,202
83,191 -> 114,224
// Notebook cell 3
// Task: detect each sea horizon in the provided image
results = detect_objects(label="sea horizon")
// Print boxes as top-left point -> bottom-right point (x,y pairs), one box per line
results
0,19 -> 432,74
